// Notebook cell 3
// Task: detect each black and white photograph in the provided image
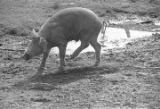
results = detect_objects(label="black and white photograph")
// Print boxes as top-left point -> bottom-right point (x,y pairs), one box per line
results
0,0 -> 160,108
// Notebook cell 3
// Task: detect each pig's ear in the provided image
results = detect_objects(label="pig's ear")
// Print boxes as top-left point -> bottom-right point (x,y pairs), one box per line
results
39,37 -> 47,53
32,29 -> 39,37
29,29 -> 39,40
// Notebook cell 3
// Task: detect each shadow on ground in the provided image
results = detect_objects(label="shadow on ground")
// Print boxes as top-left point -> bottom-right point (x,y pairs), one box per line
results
13,66 -> 119,91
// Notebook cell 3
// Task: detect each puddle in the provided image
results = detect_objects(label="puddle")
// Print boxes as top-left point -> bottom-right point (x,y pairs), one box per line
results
51,27 -> 160,55
155,21 -> 160,26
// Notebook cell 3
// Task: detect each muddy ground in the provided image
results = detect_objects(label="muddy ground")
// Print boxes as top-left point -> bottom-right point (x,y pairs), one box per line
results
0,0 -> 160,109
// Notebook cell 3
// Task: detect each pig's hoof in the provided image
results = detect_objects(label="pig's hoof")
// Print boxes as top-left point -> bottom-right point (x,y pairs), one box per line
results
58,67 -> 64,71
58,66 -> 65,73
58,65 -> 64,69
35,70 -> 44,76
65,56 -> 73,61
35,72 -> 43,76
94,62 -> 99,67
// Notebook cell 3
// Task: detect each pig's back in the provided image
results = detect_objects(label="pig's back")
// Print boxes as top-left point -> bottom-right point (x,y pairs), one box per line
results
40,7 -> 102,42
52,7 -> 101,29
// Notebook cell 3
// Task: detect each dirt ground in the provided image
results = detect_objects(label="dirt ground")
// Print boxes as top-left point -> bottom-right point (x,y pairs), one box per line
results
0,0 -> 160,109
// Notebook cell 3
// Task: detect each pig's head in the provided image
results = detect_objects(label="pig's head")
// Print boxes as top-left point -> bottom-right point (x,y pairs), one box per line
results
23,29 -> 47,61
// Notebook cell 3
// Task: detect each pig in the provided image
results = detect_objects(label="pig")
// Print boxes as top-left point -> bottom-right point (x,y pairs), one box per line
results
23,7 -> 102,75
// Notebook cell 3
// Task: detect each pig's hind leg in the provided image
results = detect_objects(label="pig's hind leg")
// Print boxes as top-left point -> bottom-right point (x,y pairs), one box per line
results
70,41 -> 89,59
89,35 -> 101,66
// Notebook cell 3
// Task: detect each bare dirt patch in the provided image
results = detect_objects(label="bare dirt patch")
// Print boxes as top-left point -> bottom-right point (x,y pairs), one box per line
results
0,0 -> 160,109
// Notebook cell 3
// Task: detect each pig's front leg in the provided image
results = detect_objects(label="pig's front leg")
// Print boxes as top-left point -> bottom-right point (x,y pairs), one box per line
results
58,44 -> 67,71
37,50 -> 50,75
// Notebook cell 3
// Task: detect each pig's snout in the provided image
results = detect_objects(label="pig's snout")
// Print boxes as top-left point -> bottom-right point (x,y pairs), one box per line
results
23,53 -> 31,61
